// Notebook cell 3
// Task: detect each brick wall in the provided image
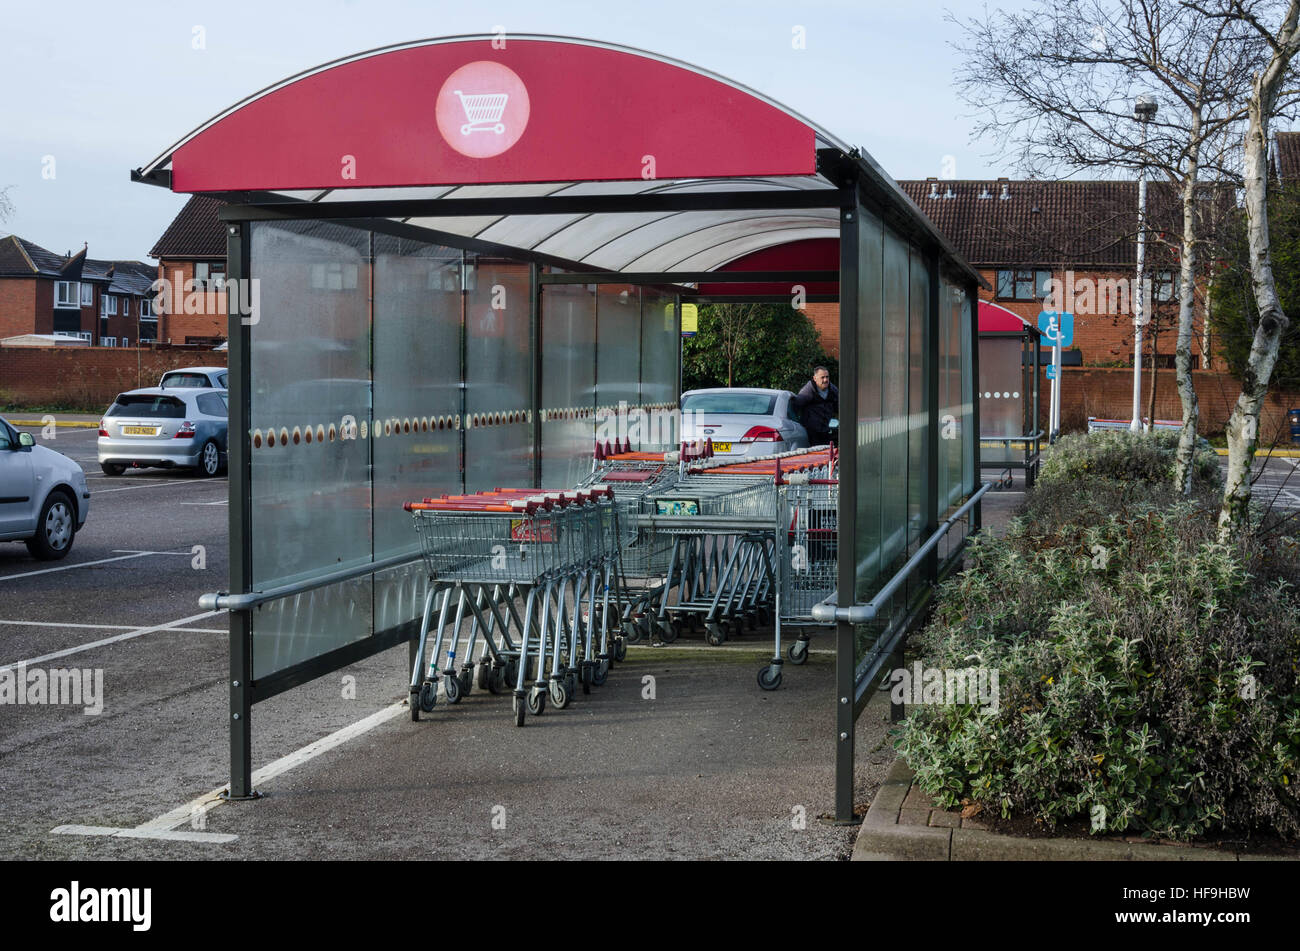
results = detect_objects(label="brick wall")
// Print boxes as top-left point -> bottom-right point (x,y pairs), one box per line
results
0,278 -> 36,338
803,301 -> 840,357
1037,366 -> 1300,443
156,259 -> 227,344
0,347 -> 227,408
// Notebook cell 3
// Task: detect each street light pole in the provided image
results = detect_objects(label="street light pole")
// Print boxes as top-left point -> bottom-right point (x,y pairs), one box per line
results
1131,95 -> 1158,433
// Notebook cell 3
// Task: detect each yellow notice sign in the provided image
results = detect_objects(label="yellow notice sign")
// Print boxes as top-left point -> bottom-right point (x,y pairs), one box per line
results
680,302 -> 698,336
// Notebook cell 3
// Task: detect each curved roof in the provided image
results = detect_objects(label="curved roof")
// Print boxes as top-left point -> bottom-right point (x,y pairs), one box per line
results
134,35 -> 976,282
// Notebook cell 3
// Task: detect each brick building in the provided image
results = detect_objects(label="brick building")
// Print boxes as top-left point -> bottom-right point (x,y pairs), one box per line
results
149,195 -> 228,346
0,235 -> 156,346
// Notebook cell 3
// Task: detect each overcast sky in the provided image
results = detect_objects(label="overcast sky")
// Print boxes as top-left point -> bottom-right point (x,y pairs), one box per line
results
0,0 -> 1036,261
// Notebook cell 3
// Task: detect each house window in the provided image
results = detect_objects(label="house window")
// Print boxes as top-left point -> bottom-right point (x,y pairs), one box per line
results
101,336 -> 116,347
55,281 -> 80,308
996,269 -> 1052,301
310,261 -> 359,291
80,283 -> 93,306
1153,270 -> 1175,302
194,261 -> 226,289
141,299 -> 153,318
100,294 -> 117,316
121,337 -> 129,348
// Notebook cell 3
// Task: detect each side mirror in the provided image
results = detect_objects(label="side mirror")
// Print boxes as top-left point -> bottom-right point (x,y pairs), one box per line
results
18,432 -> 35,448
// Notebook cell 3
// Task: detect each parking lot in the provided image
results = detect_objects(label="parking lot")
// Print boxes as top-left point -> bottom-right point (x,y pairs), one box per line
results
0,422 -> 898,860
3,421 -> 1297,860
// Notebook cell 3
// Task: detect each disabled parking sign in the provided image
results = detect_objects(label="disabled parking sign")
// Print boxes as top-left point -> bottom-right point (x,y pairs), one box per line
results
1038,311 -> 1074,348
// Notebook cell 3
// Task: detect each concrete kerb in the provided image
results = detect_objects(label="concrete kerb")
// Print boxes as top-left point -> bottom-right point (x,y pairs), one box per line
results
853,759 -> 1258,862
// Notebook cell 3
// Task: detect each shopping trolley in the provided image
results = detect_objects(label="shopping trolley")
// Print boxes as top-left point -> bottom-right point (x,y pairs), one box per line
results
639,478 -> 781,648
453,90 -> 508,135
768,479 -> 838,686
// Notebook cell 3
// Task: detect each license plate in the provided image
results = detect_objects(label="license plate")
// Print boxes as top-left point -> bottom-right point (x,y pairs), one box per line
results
121,425 -> 158,436
712,442 -> 733,452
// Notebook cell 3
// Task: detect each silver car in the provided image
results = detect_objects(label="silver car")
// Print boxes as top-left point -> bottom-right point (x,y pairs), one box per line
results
0,416 -> 90,560
679,388 -> 810,459
98,387 -> 229,477
159,366 -> 228,390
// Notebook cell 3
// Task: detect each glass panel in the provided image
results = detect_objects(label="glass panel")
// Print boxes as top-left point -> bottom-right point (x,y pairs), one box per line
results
596,284 -> 641,453
540,280 -> 595,488
639,290 -> 679,450
464,256 -> 533,492
854,207 -> 884,619
249,221 -> 373,678
908,251 -> 929,556
978,336 -> 1024,466
880,230 -> 910,590
373,235 -> 463,558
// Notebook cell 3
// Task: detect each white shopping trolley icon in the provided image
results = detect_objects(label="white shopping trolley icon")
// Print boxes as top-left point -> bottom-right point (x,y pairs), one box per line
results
453,90 -> 508,135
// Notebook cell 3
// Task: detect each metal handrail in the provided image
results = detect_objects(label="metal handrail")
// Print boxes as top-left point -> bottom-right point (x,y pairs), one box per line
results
199,550 -> 422,612
811,481 -> 992,624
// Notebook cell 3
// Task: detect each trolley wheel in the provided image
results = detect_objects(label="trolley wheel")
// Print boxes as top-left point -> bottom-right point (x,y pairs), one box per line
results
592,659 -> 609,687
613,637 -> 628,663
476,661 -> 492,691
566,671 -> 578,698
513,694 -> 526,727
623,620 -> 642,644
445,673 -> 462,705
488,664 -> 506,694
659,618 -> 680,643
410,688 -> 421,722
505,658 -> 520,687
458,667 -> 474,697
705,623 -> 726,647
788,639 -> 810,666
580,662 -> 592,694
419,680 -> 437,712
526,686 -> 546,717
746,612 -> 758,632
549,678 -> 570,710
758,664 -> 783,691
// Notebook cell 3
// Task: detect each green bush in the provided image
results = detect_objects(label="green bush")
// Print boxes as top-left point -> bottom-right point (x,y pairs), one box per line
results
893,493 -> 1300,840
1037,429 -> 1221,491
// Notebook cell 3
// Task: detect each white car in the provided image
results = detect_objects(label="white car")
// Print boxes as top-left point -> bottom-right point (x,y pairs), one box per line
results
679,388 -> 810,459
0,416 -> 90,560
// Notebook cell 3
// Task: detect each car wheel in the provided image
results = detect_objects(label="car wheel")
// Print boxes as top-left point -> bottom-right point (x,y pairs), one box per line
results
25,491 -> 76,561
196,440 -> 221,477
100,462 -> 125,476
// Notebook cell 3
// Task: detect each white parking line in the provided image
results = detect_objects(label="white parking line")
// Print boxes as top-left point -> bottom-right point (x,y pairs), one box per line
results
92,480 -> 222,494
53,701 -> 407,845
178,500 -> 228,506
0,610 -> 221,673
0,619 -> 227,634
0,551 -> 155,581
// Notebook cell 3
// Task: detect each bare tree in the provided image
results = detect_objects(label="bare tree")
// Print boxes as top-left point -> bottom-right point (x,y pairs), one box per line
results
0,186 -> 14,224
952,0 -> 1260,493
708,303 -> 765,388
1189,0 -> 1300,539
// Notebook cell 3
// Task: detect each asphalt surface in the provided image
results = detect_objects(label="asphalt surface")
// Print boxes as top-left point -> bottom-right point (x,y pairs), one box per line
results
2,422 -> 1295,861
0,422 -> 893,860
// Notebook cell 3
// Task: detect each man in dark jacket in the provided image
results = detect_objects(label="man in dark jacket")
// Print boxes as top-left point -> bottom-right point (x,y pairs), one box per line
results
793,366 -> 838,446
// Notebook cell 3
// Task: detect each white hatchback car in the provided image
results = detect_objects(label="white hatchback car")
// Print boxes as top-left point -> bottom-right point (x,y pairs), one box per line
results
0,416 -> 91,560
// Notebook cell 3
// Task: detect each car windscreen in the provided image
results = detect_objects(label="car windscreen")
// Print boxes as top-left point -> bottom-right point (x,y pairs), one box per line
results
106,395 -> 186,418
196,393 -> 228,418
680,392 -> 777,415
161,373 -> 212,388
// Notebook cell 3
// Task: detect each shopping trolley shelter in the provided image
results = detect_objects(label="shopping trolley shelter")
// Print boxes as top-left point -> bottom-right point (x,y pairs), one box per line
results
133,35 -> 983,824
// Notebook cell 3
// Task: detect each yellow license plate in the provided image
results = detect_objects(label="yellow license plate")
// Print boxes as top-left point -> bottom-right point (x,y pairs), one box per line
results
712,442 -> 732,452
122,425 -> 158,436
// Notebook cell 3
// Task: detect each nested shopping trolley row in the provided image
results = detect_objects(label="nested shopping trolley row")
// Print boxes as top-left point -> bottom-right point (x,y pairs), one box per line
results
403,486 -> 628,726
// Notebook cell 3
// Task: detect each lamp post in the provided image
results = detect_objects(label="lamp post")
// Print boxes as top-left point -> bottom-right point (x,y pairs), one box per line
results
1131,94 -> 1158,433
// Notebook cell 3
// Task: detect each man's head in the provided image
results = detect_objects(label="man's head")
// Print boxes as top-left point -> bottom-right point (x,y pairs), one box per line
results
812,366 -> 830,392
